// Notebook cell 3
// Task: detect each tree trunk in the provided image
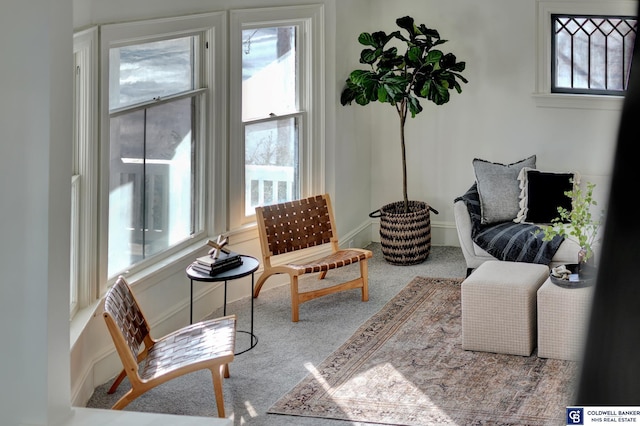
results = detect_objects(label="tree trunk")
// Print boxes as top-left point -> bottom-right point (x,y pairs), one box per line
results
399,100 -> 409,213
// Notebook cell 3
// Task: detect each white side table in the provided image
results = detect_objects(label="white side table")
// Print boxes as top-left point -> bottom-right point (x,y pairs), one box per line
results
537,278 -> 594,361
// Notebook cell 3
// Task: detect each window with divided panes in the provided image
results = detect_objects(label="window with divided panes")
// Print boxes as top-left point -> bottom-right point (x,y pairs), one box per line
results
552,15 -> 637,95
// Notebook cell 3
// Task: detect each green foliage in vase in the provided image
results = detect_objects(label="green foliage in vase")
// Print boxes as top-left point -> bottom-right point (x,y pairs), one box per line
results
340,16 -> 468,213
539,181 -> 604,263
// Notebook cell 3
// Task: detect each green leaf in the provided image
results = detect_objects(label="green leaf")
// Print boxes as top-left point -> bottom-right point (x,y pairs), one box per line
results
358,32 -> 375,47
419,79 -> 431,98
349,69 -> 372,85
381,73 -> 408,95
383,83 -> 401,101
372,31 -> 392,47
377,47 -> 403,70
381,74 -> 408,85
340,86 -> 357,105
450,61 -> 466,72
360,48 -> 380,64
426,50 -> 443,64
407,96 -> 423,117
407,46 -> 423,64
396,16 -> 416,38
439,53 -> 457,69
452,72 -> 469,84
421,27 -> 440,40
431,82 -> 450,105
363,78 -> 380,101
377,86 -> 388,103
411,76 -> 424,97
355,92 -> 371,106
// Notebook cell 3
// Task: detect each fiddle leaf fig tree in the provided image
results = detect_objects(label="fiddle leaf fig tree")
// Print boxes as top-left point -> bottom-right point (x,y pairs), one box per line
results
341,16 -> 468,213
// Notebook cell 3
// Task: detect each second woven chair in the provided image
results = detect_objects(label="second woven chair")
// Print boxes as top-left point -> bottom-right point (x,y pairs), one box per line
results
254,193 -> 373,322
102,276 -> 236,417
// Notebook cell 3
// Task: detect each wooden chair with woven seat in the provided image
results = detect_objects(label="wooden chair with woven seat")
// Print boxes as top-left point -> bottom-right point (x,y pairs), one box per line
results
254,193 -> 373,322
102,276 -> 236,417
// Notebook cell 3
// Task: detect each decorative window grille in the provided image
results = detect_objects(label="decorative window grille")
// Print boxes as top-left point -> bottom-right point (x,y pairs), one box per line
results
552,15 -> 637,95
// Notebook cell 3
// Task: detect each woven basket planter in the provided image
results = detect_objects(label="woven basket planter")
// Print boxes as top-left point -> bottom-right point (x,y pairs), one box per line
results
370,200 -> 433,265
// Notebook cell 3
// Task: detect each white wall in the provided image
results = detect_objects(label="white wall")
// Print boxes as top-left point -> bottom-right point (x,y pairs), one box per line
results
332,0 -> 375,246
363,0 -> 620,241
0,0 -> 73,425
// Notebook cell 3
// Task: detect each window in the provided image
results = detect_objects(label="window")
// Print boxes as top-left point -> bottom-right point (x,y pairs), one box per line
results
100,13 -> 225,283
94,8 -> 320,289
229,5 -> 324,228
70,173 -> 80,315
552,15 -> 637,95
535,1 -> 637,109
107,38 -> 203,277
242,26 -> 300,215
71,27 -> 98,317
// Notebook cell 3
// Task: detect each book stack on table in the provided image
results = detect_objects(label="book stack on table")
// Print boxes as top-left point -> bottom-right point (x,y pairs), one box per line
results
191,251 -> 243,276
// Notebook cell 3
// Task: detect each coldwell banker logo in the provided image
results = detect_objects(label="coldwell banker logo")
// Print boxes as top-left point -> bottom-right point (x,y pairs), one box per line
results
567,407 -> 584,425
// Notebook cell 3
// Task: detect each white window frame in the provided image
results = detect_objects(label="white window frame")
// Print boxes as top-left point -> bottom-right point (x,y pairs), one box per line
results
535,1 -> 636,110
228,5 -> 325,230
71,26 -> 99,318
99,12 -> 226,292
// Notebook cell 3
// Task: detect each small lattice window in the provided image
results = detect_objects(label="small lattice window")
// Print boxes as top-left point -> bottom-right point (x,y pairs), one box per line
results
552,15 -> 637,95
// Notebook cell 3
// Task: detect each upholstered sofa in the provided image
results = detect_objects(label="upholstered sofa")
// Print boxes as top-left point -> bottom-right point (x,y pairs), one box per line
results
454,197 -> 582,275
453,156 -> 609,276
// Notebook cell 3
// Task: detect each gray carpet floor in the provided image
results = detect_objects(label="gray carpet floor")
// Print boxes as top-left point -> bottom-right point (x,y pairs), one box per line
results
86,243 -> 467,425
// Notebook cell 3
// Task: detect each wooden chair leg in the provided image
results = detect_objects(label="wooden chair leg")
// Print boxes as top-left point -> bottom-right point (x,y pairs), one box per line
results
112,389 -> 138,410
223,362 -> 230,379
211,365 -> 226,418
107,369 -> 127,394
360,259 -> 369,301
253,272 -> 271,298
318,270 -> 328,279
109,344 -> 149,393
291,275 -> 300,322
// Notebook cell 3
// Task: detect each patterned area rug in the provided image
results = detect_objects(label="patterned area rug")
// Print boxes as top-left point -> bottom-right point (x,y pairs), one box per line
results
269,277 -> 578,425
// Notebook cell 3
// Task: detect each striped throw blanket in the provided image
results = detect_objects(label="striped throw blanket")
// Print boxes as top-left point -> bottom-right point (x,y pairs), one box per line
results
455,183 -> 564,264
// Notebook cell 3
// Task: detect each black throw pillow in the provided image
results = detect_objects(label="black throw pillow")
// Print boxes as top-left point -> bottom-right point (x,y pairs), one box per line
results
516,169 -> 575,224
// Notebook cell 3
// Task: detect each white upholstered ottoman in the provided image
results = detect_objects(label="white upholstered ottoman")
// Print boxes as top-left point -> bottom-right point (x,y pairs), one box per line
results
462,261 -> 549,356
537,278 -> 594,361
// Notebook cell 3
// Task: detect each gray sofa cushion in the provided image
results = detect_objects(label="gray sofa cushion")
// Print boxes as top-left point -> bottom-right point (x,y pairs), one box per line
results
473,155 -> 536,225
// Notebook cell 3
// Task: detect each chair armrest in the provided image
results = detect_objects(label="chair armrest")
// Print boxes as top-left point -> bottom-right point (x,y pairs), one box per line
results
454,200 -> 474,252
454,199 -> 486,270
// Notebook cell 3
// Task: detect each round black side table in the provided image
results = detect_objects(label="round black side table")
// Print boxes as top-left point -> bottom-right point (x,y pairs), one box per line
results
186,255 -> 259,355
